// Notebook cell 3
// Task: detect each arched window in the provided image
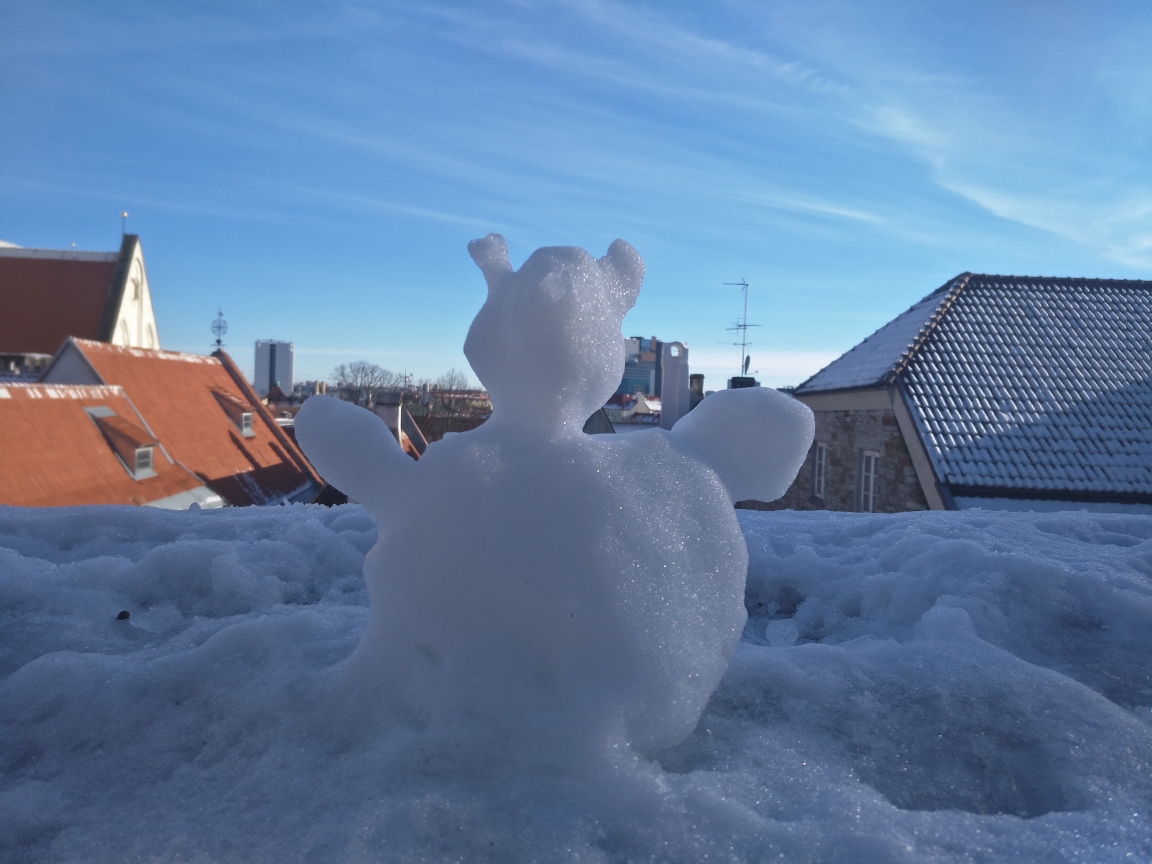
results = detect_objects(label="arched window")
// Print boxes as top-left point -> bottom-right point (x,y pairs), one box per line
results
119,320 -> 130,346
145,324 -> 155,349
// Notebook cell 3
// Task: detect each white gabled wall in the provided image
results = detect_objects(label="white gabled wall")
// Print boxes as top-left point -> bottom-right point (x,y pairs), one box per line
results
111,241 -> 161,350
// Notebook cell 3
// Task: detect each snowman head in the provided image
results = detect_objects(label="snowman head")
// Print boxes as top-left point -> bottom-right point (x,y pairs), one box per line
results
464,234 -> 644,432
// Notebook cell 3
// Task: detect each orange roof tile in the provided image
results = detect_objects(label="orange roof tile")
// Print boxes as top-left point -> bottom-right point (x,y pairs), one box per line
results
0,384 -> 206,507
68,340 -> 322,506
0,247 -> 126,355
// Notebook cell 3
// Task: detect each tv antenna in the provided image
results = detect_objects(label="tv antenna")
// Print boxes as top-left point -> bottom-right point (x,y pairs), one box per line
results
211,309 -> 228,350
724,279 -> 760,376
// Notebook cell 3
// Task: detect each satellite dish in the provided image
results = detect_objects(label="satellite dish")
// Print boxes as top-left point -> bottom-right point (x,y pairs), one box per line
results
743,355 -> 751,375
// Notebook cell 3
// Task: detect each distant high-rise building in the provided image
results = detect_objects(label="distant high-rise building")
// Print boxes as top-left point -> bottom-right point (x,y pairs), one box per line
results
617,336 -> 663,396
614,335 -> 692,429
254,340 -> 293,397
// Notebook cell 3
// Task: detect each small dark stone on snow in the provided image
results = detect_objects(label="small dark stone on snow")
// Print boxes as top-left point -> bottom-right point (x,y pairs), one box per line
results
116,610 -> 130,620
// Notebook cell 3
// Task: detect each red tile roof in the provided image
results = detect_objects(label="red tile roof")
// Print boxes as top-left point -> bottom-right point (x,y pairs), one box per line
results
68,339 -> 322,506
0,243 -> 132,355
0,384 -> 206,507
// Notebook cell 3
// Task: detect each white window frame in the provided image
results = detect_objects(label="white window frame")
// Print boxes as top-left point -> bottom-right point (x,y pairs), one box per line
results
241,412 -> 253,435
860,450 -> 879,513
813,442 -> 827,499
134,447 -> 151,473
134,446 -> 155,478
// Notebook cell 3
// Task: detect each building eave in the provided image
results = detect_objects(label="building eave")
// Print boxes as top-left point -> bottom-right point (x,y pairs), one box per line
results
948,485 -> 1152,506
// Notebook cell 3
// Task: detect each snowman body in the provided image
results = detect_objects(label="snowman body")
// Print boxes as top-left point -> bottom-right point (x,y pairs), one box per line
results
296,235 -> 813,756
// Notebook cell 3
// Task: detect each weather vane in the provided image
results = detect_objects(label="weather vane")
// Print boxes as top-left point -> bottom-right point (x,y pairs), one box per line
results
211,309 -> 228,350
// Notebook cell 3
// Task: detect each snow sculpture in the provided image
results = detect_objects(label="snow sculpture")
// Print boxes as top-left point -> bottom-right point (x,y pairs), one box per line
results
296,235 -> 813,759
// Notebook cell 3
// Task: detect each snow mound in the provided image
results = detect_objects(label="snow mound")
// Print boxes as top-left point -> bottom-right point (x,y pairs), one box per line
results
2,505 -> 1151,862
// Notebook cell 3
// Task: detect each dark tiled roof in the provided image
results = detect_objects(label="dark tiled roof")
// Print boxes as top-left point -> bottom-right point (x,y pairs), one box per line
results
800,274 -> 1152,501
0,237 -> 135,355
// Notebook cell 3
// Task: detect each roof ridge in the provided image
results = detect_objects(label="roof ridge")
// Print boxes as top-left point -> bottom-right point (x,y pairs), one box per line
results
73,338 -> 219,364
964,273 -> 1152,287
0,248 -> 119,261
883,272 -> 971,385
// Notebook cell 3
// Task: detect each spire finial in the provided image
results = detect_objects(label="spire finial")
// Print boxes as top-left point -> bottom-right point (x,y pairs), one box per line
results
211,308 -> 228,350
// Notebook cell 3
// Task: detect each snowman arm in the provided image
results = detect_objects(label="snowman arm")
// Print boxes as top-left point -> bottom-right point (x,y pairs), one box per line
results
669,387 -> 814,504
295,395 -> 415,511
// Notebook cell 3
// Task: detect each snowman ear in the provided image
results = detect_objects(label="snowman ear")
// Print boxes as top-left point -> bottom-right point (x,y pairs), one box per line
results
600,239 -> 644,311
468,233 -> 513,293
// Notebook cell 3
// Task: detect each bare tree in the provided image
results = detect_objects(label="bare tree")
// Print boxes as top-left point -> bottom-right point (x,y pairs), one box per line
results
331,361 -> 399,409
435,367 -> 473,392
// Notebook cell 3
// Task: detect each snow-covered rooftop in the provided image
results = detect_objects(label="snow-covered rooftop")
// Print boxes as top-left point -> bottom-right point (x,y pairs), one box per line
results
795,276 -> 961,393
798,274 -> 1152,500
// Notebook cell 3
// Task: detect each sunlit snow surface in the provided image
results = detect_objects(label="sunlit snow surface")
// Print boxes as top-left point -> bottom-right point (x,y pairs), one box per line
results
2,505 -> 1151,862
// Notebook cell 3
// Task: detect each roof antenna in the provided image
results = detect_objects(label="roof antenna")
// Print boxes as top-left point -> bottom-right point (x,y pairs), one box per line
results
724,279 -> 760,377
121,211 -> 129,236
211,308 -> 228,351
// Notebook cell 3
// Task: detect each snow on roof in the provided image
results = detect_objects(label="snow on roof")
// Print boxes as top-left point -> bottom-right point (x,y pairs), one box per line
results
902,275 -> 1152,499
795,276 -> 964,394
0,383 -> 207,507
799,273 -> 1152,500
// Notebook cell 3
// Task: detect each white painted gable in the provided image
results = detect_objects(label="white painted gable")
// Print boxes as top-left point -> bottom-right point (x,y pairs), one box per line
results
111,239 -> 161,350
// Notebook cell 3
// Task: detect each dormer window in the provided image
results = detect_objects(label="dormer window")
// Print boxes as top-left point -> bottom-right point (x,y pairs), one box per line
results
135,446 -> 153,474
212,389 -> 256,437
86,407 -> 159,480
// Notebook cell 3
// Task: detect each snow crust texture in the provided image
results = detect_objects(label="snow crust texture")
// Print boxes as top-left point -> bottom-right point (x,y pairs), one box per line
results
2,504 -> 1151,862
294,235 -> 813,758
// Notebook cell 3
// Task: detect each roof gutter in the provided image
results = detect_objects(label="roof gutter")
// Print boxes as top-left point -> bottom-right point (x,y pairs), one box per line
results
949,485 -> 1152,506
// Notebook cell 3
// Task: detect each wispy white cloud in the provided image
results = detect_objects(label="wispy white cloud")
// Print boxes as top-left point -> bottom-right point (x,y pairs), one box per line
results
552,0 -> 854,97
729,188 -> 886,225
295,187 -> 498,230
850,39 -> 1152,267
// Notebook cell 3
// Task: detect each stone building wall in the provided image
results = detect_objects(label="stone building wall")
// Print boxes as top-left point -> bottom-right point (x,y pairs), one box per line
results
739,408 -> 929,513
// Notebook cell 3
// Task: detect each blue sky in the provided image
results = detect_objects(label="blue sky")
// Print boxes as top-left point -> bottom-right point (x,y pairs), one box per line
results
3,1 -> 1150,388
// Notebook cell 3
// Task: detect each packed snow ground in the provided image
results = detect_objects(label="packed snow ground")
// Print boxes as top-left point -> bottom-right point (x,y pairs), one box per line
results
1,504 -> 1151,863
